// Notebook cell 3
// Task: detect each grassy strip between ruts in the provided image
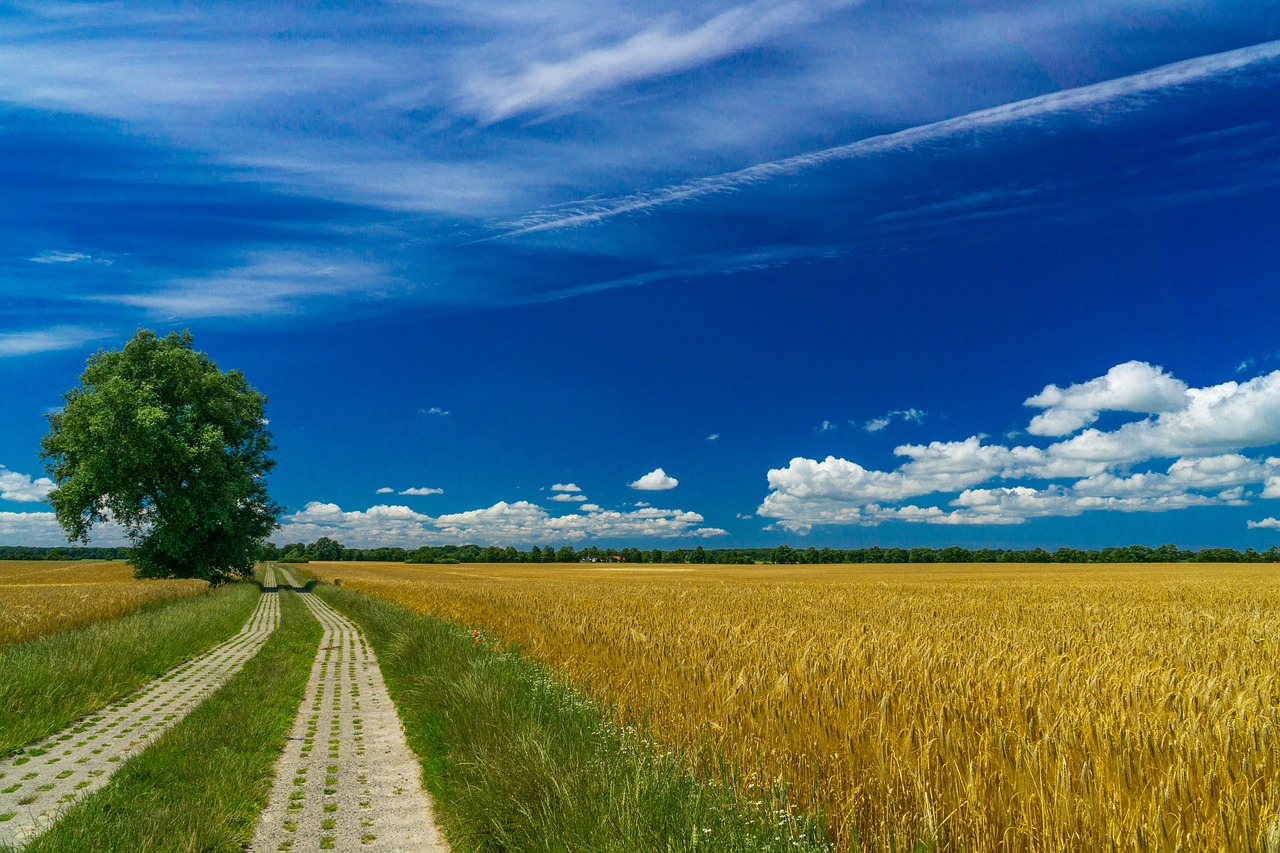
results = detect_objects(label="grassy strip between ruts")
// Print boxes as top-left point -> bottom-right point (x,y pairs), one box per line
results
311,580 -> 834,853
15,587 -> 321,853
0,581 -> 260,758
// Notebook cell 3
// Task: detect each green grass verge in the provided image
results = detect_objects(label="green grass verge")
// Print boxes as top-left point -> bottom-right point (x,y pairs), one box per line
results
313,581 -> 832,853
18,587 -> 321,853
0,582 -> 261,758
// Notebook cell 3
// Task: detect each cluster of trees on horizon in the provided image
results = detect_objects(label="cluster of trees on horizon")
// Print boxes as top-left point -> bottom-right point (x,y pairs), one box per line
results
5,540 -> 1279,565
260,538 -> 1280,565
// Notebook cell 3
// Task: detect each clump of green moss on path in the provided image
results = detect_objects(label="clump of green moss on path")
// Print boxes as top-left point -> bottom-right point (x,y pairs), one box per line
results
17,587 -> 321,853
0,582 -> 260,758
313,581 -> 832,853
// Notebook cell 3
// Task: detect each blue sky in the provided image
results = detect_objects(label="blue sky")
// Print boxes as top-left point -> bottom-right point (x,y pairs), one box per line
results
3,0 -> 1280,549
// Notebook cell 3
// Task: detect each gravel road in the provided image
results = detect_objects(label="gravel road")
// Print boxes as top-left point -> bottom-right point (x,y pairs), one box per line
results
249,567 -> 448,852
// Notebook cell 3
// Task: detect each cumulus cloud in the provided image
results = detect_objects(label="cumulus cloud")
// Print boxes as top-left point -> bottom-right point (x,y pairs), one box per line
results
550,483 -> 581,492
863,408 -> 926,432
376,487 -> 395,494
0,510 -> 127,546
399,486 -> 444,496
707,434 -> 720,441
550,493 -> 588,502
579,503 -> 601,512
629,467 -> 679,491
818,420 -> 837,432
1248,517 -> 1280,530
420,406 -> 449,416
1024,360 -> 1188,436
0,511 -> 65,545
759,362 -> 1280,531
0,466 -> 56,503
278,499 -> 719,545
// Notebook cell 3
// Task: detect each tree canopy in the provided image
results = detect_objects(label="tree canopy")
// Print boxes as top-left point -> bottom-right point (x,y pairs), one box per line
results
40,330 -> 280,584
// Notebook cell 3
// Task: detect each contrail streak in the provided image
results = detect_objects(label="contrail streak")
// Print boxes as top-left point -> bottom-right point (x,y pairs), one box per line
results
493,39 -> 1280,239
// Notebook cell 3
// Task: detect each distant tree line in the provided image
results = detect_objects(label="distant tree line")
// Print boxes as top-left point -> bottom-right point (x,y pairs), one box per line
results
259,538 -> 1280,565
0,545 -> 133,561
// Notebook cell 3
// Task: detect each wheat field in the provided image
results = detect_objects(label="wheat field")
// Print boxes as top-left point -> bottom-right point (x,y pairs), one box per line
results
308,560 -> 1280,852
0,560 -> 207,646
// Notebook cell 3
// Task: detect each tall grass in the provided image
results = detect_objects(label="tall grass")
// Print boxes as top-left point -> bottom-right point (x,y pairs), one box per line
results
17,588 -> 321,853
0,582 -> 259,757
313,580 -> 830,852
308,561 -> 1280,852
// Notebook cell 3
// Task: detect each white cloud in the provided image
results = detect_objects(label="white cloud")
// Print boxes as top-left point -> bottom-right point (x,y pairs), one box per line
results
278,499 -> 717,545
496,40 -> 1280,237
1248,517 -> 1280,530
462,0 -> 850,122
0,466 -> 56,503
633,501 -> 651,508
1237,358 -> 1256,374
863,408 -> 926,432
758,362 -> 1280,531
0,325 -> 109,358
550,493 -> 588,502
579,503 -> 601,512
0,510 -> 128,546
29,250 -> 111,265
399,486 -> 444,496
376,487 -> 395,494
818,419 -> 837,432
1025,360 -> 1188,436
692,527 -> 728,537
550,483 -> 581,492
706,434 -> 720,441
94,251 -> 392,320
420,406 -> 450,416
629,467 -> 678,491
0,511 -> 65,544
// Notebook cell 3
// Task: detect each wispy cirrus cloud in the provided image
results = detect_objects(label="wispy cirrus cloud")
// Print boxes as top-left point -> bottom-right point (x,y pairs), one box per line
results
0,325 -> 109,358
28,250 -> 111,266
92,251 -> 393,320
461,0 -> 855,122
495,40 -> 1280,237
863,408 -> 926,433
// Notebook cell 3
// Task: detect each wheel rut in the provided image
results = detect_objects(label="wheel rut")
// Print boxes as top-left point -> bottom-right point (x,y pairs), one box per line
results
0,566 -> 281,848
250,567 -> 448,852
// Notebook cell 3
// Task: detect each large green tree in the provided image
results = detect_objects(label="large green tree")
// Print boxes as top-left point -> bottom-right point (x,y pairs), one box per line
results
40,330 -> 281,584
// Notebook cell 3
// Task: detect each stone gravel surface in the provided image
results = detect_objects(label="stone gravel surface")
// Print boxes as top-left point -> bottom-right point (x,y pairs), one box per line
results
249,567 -> 448,852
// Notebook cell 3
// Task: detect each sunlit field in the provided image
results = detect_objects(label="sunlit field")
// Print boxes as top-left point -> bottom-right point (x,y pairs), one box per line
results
0,561 -> 206,646
308,560 -> 1280,852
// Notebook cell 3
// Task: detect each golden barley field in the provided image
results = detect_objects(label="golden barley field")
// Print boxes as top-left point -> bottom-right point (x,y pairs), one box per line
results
308,560 -> 1280,852
0,560 -> 206,647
